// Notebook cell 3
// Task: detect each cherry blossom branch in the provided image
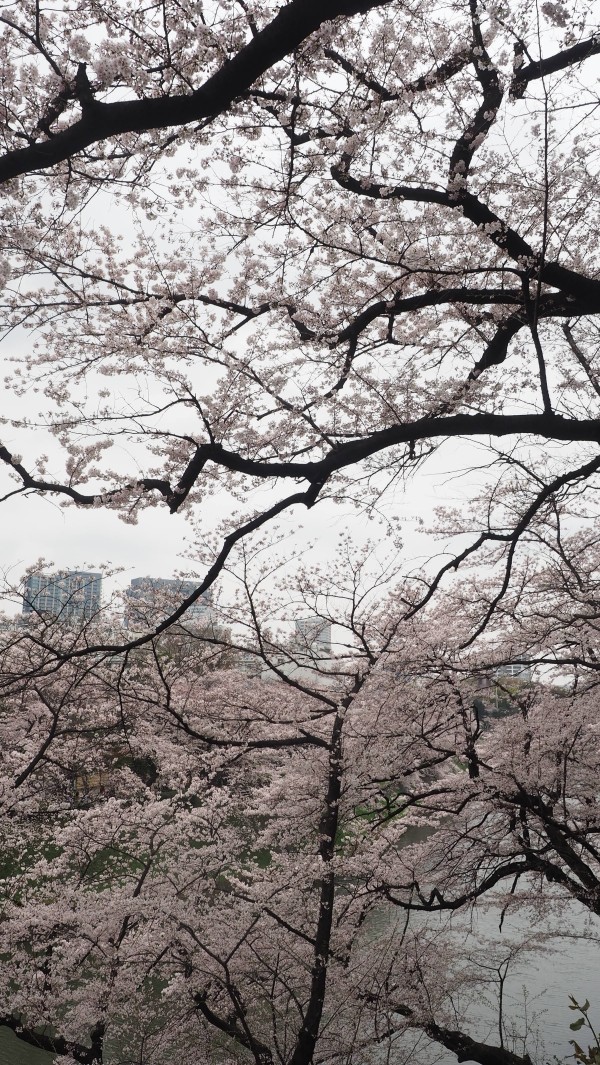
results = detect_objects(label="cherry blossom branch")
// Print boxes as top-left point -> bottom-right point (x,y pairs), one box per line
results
6,484 -> 325,676
179,917 -> 275,1065
0,0 -> 393,184
421,1018 -> 533,1065
322,45 -> 471,100
562,321 -> 600,399
4,415 -> 600,529
455,453 -> 600,647
329,167 -> 600,305
511,33 -> 600,96
289,710 -> 344,1065
361,990 -> 534,1064
447,0 -> 503,198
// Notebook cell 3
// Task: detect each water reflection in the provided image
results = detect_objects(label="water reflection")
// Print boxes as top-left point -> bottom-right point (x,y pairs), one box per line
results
0,1028 -> 52,1065
364,898 -> 600,1064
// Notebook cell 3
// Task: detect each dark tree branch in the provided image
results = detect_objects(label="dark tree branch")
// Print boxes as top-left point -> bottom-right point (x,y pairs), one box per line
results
562,321 -> 600,399
424,1020 -> 533,1065
448,1 -> 503,198
511,33 -> 600,96
330,166 -> 600,306
0,0 -> 394,184
323,45 -> 471,100
4,415 -> 600,525
0,1017 -> 105,1065
289,711 -> 345,1065
3,482 -> 326,675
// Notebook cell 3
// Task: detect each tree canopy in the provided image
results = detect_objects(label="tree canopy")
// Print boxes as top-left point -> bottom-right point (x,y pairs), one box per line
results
1,1 -> 600,1063
0,0 -> 598,638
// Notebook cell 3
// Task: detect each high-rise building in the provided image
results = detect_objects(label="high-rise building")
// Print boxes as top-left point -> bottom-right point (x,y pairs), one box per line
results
124,577 -> 213,630
293,617 -> 332,659
22,571 -> 102,622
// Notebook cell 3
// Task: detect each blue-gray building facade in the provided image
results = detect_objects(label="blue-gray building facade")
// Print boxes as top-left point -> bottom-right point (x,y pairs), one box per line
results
22,571 -> 102,622
125,577 -> 213,630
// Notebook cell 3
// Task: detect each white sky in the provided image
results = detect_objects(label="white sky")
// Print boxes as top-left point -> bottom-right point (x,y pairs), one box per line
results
0,257 -> 484,617
0,430 -> 479,617
0,63 -> 544,622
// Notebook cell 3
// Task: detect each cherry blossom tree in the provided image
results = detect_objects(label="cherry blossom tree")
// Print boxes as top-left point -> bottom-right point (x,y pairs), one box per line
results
2,1 -> 600,1062
0,0 -> 599,652
2,538 -> 600,1065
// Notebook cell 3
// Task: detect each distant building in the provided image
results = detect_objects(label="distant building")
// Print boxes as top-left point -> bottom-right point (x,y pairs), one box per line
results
494,659 -> 533,683
22,571 -> 102,622
236,649 -> 265,677
72,768 -> 113,805
474,657 -> 534,717
124,577 -> 213,630
293,617 -> 332,660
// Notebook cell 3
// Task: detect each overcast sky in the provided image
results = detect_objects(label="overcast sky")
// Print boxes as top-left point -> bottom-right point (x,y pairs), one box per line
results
0,181 -> 483,620
0,429 -> 480,619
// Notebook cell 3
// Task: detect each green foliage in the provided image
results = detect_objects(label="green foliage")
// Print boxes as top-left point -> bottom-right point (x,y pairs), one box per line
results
566,997 -> 600,1064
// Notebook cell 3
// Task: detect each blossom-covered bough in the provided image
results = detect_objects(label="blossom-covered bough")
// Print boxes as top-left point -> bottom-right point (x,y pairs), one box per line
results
1,0 -> 600,1062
